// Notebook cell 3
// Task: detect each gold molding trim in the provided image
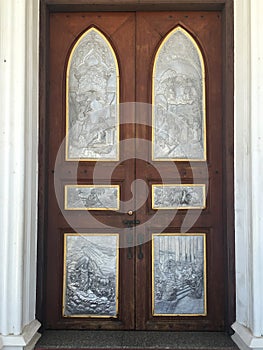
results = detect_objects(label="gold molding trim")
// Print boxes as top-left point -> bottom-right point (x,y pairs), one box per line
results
65,27 -> 120,162
152,184 -> 206,210
64,184 -> 120,211
152,26 -> 207,162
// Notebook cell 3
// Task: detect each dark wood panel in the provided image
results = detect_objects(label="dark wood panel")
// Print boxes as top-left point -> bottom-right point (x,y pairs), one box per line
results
44,0 -> 225,13
221,0 -> 235,333
37,0 -> 50,330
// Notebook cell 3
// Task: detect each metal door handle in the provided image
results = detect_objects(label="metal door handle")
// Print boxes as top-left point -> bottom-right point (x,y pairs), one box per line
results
127,232 -> 133,259
137,233 -> 144,260
123,220 -> 140,259
123,220 -> 140,228
138,246 -> 143,260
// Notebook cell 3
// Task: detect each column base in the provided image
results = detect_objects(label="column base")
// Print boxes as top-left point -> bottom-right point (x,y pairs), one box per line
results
232,322 -> 263,350
0,320 -> 41,350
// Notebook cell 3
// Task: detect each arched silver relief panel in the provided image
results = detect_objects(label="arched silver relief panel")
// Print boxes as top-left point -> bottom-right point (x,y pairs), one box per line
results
152,27 -> 206,161
66,28 -> 119,161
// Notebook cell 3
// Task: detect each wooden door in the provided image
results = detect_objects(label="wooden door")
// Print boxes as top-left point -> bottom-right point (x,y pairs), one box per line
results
46,12 -> 136,330
44,10 -> 226,331
134,12 -> 224,331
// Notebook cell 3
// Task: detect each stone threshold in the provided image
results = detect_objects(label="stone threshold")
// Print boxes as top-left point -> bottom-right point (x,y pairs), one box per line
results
35,330 -> 238,350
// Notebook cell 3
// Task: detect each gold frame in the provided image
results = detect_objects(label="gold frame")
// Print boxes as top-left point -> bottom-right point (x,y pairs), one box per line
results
152,233 -> 207,316
152,26 -> 207,162
64,184 -> 120,211
62,233 -> 119,318
152,184 -> 206,210
65,27 -> 120,162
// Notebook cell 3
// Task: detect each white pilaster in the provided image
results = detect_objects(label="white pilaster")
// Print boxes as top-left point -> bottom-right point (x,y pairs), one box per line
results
249,0 -> 263,337
233,0 -> 263,348
234,0 -> 252,329
0,0 -> 40,349
22,0 -> 40,328
0,321 -> 41,350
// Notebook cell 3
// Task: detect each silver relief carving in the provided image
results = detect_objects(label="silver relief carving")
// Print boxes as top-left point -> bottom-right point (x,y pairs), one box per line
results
63,234 -> 118,317
153,234 -> 206,315
153,27 -> 206,160
152,184 -> 205,209
65,185 -> 119,210
67,28 -> 119,160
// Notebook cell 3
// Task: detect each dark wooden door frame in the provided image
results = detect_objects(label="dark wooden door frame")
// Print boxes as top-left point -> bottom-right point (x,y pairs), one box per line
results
38,0 -> 234,332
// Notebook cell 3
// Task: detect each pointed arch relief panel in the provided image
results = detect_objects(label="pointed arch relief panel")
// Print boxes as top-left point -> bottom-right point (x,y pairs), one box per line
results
66,28 -> 119,161
152,27 -> 206,161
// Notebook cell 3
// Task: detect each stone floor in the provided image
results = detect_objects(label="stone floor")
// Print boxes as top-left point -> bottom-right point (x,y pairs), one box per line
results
35,330 -> 238,350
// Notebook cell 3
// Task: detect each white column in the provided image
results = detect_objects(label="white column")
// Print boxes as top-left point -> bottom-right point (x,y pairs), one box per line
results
233,0 -> 263,348
249,0 -> 263,337
22,0 -> 41,329
0,0 -> 40,349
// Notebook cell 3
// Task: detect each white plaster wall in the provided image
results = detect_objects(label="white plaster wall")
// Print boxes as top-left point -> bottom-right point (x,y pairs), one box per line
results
249,0 -> 263,337
234,0 -> 252,329
232,0 -> 263,347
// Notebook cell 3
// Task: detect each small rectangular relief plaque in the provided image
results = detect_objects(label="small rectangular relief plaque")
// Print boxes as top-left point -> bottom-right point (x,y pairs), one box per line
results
63,233 -> 119,318
65,185 -> 120,211
152,184 -> 206,210
152,233 -> 207,316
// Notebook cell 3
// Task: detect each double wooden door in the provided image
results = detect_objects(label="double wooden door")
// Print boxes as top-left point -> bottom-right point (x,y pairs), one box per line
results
45,11 -> 225,331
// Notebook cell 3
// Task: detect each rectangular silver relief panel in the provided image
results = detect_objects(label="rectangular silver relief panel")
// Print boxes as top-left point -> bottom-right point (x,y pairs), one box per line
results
63,233 -> 119,318
66,28 -> 119,161
65,185 -> 120,210
152,27 -> 206,161
152,234 -> 207,316
152,184 -> 206,209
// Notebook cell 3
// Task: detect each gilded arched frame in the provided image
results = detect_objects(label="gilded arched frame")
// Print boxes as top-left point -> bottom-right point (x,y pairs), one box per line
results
66,27 -> 119,161
152,26 -> 206,161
